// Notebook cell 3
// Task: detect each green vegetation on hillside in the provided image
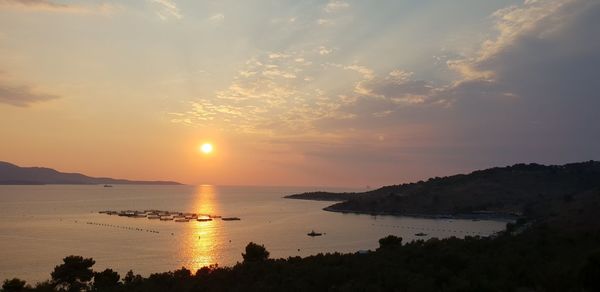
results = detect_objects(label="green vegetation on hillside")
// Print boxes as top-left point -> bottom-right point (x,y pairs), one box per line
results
289,161 -> 600,219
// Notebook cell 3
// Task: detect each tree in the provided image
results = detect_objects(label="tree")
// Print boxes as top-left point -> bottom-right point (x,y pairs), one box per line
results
51,255 -> 95,292
378,235 -> 403,250
33,281 -> 54,292
242,242 -> 270,263
581,251 -> 600,292
173,267 -> 191,279
92,269 -> 120,291
122,270 -> 143,290
2,278 -> 27,292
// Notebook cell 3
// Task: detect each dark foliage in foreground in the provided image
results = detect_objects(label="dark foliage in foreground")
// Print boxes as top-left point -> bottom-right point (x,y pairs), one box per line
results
3,224 -> 600,292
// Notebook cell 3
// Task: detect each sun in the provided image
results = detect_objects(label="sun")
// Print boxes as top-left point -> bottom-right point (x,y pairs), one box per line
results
200,143 -> 213,154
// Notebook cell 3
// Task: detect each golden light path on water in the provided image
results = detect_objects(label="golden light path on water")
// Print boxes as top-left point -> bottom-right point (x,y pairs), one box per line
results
180,185 -> 221,271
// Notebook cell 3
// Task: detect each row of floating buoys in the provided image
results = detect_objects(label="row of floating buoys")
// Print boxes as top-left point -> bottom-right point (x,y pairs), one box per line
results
83,221 -> 160,234
370,223 -> 490,236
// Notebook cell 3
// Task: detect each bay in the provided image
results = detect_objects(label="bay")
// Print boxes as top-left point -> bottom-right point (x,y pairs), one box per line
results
0,185 -> 507,283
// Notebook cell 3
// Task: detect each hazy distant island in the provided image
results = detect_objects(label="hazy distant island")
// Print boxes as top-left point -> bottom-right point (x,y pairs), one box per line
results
0,161 -> 182,185
286,161 -> 600,220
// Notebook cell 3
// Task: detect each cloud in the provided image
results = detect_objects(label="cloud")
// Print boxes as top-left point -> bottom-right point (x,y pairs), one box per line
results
318,46 -> 333,55
315,0 -> 600,169
445,0 -> 600,103
317,18 -> 334,26
172,0 -> 600,174
151,0 -> 181,20
0,79 -> 59,107
447,0 -> 575,83
0,0 -> 117,14
324,0 -> 350,13
170,50 -> 354,135
207,13 -> 224,24
344,65 -> 375,80
431,0 -> 600,163
1,0 -> 69,9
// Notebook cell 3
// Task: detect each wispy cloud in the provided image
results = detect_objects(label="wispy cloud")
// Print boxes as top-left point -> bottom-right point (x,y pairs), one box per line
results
447,0 -> 574,83
207,13 -> 224,24
0,77 -> 58,107
317,18 -> 334,26
0,0 -> 117,14
324,0 -> 350,13
150,0 -> 182,20
170,49 -> 353,135
318,46 -> 333,55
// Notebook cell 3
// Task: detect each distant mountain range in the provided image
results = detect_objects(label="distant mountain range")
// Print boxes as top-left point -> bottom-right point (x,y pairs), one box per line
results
0,161 -> 182,185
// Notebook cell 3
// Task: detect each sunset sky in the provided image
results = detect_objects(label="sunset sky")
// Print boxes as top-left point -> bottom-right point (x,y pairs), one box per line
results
1,0 -> 598,186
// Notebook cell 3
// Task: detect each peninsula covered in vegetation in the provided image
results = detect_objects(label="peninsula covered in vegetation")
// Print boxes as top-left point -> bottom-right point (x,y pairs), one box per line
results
287,161 -> 600,220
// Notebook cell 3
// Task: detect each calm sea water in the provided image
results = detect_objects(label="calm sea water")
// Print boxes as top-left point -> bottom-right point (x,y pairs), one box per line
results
0,185 -> 507,283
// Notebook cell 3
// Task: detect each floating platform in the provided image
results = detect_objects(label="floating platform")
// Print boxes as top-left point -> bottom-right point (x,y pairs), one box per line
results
98,209 -> 238,223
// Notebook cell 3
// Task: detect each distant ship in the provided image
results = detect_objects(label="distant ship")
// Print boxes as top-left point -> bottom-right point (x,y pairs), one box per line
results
415,232 -> 427,236
103,184 -> 113,188
307,230 -> 323,237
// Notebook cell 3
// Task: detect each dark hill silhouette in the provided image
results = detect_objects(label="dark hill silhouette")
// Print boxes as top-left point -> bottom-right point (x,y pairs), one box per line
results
286,161 -> 600,219
0,161 -> 181,185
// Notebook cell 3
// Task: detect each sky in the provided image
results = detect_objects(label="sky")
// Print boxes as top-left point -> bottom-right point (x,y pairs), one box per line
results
0,0 -> 599,187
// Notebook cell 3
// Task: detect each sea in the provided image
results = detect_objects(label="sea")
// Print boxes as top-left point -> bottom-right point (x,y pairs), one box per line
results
0,185 -> 508,283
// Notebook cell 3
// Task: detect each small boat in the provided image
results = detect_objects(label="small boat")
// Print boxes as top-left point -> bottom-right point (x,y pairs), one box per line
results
415,232 -> 427,236
222,217 -> 241,221
103,185 -> 113,188
147,215 -> 160,219
307,230 -> 322,237
184,213 -> 197,219
160,216 -> 174,221
175,218 -> 189,222
196,216 -> 212,222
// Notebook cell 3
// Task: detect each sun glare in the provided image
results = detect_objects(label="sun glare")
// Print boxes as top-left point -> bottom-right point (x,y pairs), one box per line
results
200,143 -> 213,154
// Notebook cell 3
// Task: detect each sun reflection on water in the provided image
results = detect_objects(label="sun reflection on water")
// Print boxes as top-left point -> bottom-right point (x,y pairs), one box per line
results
182,185 -> 221,271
